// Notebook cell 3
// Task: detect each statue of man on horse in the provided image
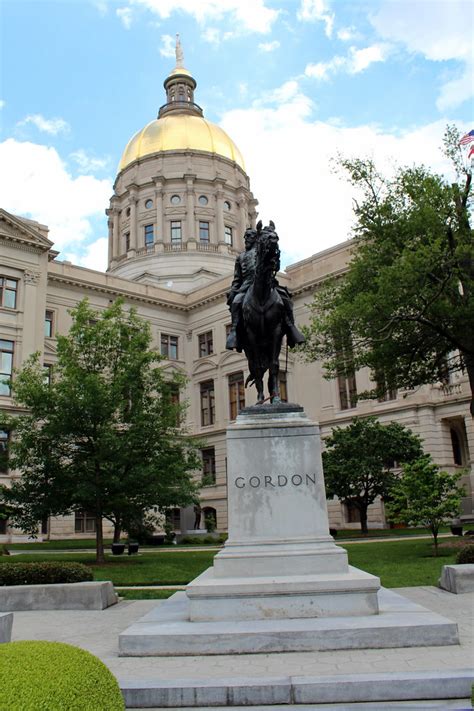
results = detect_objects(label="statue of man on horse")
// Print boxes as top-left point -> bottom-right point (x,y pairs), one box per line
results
225,220 -> 305,404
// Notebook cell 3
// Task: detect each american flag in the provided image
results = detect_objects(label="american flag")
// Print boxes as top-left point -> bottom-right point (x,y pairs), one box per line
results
459,130 -> 474,146
468,145 -> 474,159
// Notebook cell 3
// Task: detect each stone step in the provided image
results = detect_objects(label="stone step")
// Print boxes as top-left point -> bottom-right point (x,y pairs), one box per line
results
120,669 -> 474,708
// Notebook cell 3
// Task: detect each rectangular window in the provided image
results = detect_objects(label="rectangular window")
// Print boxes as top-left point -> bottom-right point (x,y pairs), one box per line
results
0,277 -> 18,309
375,369 -> 397,402
279,372 -> 288,403
202,447 -> 216,485
171,221 -> 182,244
125,232 -> 130,252
0,340 -> 14,396
74,511 -> 96,534
0,430 -> 9,473
334,331 -> 357,410
198,330 -> 213,357
199,221 -> 209,243
161,334 -> 178,360
144,224 -> 154,246
224,225 -> 233,246
228,371 -> 245,420
200,380 -> 215,426
44,310 -> 54,338
166,507 -> 181,530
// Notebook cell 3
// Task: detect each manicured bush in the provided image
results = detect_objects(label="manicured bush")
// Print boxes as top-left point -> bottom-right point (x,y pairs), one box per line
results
0,561 -> 93,586
0,641 -> 124,710
456,545 -> 474,564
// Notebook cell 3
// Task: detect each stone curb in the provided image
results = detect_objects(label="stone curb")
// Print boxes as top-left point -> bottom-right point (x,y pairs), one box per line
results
120,669 -> 474,708
0,580 -> 117,610
0,612 -> 13,642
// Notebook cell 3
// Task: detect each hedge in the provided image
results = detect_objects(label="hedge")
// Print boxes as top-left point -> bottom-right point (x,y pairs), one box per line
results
456,545 -> 474,565
0,641 -> 125,710
0,561 -> 93,586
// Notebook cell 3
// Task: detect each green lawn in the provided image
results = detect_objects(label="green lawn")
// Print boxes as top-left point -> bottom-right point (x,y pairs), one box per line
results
336,526 -> 449,540
118,589 -> 178,600
1,538 -> 460,588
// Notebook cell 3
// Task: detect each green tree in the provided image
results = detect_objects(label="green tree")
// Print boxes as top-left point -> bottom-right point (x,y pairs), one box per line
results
385,456 -> 465,555
322,417 -> 424,534
0,299 -> 200,562
302,126 -> 474,414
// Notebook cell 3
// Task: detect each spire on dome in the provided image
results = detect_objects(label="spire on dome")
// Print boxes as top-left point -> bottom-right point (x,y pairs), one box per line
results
159,34 -> 203,118
175,33 -> 184,69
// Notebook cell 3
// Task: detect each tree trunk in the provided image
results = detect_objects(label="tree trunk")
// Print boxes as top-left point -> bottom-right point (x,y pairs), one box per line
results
95,515 -> 105,564
359,506 -> 369,535
432,527 -> 438,557
113,522 -> 121,543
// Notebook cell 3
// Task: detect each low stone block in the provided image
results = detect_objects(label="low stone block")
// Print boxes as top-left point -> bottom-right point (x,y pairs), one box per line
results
439,564 -> 474,594
0,581 -> 117,611
0,612 -> 13,643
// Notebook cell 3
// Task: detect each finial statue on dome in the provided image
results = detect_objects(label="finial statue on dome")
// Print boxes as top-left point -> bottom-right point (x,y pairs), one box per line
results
175,33 -> 184,68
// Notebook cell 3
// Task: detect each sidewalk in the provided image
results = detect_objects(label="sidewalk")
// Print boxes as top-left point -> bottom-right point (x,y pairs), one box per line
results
9,586 -> 474,682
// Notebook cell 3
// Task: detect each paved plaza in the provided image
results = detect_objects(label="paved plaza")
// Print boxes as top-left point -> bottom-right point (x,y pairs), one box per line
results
9,585 -> 474,707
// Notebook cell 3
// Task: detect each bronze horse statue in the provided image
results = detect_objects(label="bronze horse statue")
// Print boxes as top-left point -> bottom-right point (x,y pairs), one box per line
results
241,221 -> 286,404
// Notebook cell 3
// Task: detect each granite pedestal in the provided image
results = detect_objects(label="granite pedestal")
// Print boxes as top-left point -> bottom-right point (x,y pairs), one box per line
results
119,404 -> 459,656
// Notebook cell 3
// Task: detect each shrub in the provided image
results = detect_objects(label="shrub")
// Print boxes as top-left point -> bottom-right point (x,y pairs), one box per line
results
456,545 -> 474,565
0,561 -> 93,586
0,641 -> 125,710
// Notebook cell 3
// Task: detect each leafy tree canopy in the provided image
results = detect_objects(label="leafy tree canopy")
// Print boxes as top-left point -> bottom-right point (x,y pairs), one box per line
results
302,125 -> 474,414
0,299 -> 200,562
322,417 -> 424,533
385,456 -> 465,554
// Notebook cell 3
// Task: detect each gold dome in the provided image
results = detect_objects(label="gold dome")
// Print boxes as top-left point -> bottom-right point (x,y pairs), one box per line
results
118,114 -> 245,173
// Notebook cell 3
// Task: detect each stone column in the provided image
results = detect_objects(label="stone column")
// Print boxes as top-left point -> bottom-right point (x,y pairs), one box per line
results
112,209 -> 120,258
154,178 -> 165,244
106,211 -> 113,265
129,195 -> 138,255
185,174 -> 196,244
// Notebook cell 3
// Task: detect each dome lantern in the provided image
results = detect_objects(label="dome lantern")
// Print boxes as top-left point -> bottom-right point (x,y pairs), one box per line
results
159,34 -> 202,119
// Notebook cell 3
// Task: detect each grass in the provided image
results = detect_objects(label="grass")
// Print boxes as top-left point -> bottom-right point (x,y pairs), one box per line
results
335,526 -> 449,540
117,589 -> 178,600
2,538 -> 461,588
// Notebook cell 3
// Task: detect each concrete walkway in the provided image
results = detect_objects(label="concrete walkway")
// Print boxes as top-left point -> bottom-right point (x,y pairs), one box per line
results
9,586 -> 473,682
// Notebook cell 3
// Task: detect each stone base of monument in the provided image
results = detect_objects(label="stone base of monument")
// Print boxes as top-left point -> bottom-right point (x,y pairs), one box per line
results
119,405 -> 459,656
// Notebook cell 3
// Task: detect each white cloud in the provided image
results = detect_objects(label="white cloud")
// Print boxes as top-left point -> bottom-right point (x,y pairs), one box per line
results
202,27 -> 221,45
0,139 -> 112,253
17,114 -> 70,135
117,6 -> 133,28
258,40 -> 280,53
0,100 -> 5,110
159,34 -> 175,58
220,92 -> 460,265
297,0 -> 334,37
337,26 -> 357,42
70,149 -> 111,173
66,237 -> 109,272
370,0 -> 473,110
305,44 -> 389,81
131,0 -> 279,34
92,0 -> 108,16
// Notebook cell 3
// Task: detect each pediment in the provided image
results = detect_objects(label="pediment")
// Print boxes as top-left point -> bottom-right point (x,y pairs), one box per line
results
0,209 -> 53,252
192,357 -> 218,376
44,340 -> 57,356
218,350 -> 247,368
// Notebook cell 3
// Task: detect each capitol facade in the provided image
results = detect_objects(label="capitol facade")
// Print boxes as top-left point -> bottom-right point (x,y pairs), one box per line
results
1,50 -> 473,540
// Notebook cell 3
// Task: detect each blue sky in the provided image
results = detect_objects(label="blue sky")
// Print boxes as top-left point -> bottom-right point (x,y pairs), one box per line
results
1,0 -> 473,270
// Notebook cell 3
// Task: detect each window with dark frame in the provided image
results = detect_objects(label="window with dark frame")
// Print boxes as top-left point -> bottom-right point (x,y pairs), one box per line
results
228,371 -> 245,420
125,232 -> 130,252
200,380 -> 215,426
334,331 -> 357,410
0,277 -> 18,309
166,507 -> 181,529
201,447 -> 216,485
199,221 -> 210,243
44,310 -> 54,338
74,511 -> 96,533
171,220 -> 182,244
198,330 -> 213,357
450,428 -> 464,465
375,369 -> 397,402
0,340 -> 14,396
161,334 -> 178,360
224,225 -> 233,246
144,224 -> 154,246
345,501 -> 361,523
0,430 -> 9,473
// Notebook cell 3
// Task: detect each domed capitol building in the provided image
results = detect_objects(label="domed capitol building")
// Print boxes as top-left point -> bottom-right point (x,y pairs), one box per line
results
1,45 -> 473,540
